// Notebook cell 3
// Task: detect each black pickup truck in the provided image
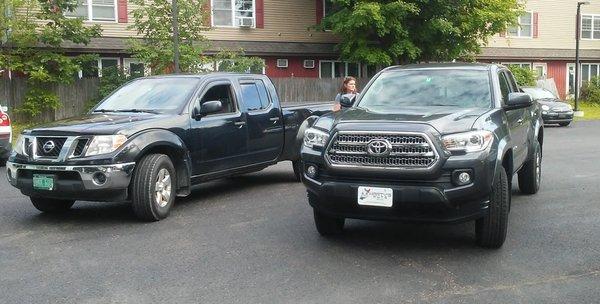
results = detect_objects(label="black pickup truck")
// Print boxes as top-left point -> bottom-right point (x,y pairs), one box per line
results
7,73 -> 330,221
301,63 -> 544,248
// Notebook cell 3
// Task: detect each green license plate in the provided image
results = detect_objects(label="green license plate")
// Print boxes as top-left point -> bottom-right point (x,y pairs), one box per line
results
33,174 -> 55,191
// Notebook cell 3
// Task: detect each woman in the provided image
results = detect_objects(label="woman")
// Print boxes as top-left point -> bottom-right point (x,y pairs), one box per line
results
333,76 -> 359,111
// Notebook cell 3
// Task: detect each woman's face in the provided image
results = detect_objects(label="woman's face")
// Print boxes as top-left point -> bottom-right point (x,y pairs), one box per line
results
345,80 -> 356,93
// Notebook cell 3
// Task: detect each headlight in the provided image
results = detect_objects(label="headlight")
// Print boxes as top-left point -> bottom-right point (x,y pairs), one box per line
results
85,135 -> 127,157
303,128 -> 330,149
12,135 -> 25,155
442,131 -> 494,153
541,105 -> 550,111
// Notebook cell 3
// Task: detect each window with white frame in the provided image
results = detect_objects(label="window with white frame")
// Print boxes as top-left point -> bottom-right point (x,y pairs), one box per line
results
581,63 -> 600,83
123,59 -> 149,77
581,15 -> 600,39
212,0 -> 255,27
503,62 -> 532,69
507,12 -> 533,38
65,0 -> 117,22
320,61 -> 361,78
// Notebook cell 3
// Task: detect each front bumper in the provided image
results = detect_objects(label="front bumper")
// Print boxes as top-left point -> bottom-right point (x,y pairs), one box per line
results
542,112 -> 573,124
6,161 -> 136,202
301,148 -> 494,224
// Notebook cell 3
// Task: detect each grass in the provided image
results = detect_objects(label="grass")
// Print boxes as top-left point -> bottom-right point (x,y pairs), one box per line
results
567,101 -> 600,121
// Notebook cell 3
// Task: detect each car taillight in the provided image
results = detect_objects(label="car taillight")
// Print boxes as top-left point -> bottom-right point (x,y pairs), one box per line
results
0,113 -> 10,126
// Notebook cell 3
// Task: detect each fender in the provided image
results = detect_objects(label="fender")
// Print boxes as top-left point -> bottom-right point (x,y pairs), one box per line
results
114,129 -> 192,196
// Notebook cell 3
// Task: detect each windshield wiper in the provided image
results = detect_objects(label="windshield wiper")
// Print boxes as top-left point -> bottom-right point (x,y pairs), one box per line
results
93,109 -> 117,113
115,109 -> 161,114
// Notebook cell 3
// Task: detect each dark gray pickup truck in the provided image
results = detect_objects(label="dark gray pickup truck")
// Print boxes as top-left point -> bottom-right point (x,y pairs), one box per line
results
7,73 -> 331,221
301,63 -> 544,248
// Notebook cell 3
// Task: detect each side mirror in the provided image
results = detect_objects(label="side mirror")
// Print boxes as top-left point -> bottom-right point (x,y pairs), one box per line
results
194,100 -> 223,118
504,93 -> 532,110
339,94 -> 356,108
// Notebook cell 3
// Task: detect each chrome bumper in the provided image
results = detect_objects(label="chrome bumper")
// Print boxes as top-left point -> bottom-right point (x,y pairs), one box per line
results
6,161 -> 136,190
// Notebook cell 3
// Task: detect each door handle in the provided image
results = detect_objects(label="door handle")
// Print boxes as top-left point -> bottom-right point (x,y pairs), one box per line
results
234,121 -> 246,128
269,117 -> 280,124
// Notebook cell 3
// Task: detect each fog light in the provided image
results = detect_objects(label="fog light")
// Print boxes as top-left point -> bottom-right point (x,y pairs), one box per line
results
542,111 -> 548,115
92,172 -> 107,186
458,172 -> 471,184
306,165 -> 318,178
452,169 -> 473,186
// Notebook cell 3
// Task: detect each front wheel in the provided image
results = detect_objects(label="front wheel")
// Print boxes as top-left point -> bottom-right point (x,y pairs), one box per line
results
476,167 -> 510,249
30,197 -> 75,213
131,154 -> 176,221
518,140 -> 542,195
308,192 -> 345,235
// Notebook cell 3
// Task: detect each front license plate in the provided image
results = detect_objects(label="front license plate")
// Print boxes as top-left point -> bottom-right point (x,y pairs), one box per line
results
33,174 -> 55,191
357,186 -> 393,208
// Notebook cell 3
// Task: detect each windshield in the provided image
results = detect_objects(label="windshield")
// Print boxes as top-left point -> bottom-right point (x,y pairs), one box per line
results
358,69 -> 493,110
94,78 -> 201,113
522,88 -> 556,100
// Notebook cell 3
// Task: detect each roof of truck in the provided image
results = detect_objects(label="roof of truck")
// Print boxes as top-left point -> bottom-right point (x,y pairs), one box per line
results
385,62 -> 501,71
140,72 -> 264,80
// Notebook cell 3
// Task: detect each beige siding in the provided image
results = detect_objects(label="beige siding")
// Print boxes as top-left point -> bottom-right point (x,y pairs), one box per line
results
98,0 -> 338,43
487,0 -> 600,50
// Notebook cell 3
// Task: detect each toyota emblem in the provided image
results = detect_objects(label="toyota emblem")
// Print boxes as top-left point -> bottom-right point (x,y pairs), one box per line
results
42,140 -> 56,153
367,139 -> 392,157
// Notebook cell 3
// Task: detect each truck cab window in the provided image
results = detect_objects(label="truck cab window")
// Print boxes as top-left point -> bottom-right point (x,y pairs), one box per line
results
241,83 -> 267,111
201,84 -> 235,114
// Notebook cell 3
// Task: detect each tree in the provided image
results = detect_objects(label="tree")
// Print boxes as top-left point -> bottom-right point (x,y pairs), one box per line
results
128,0 -> 209,74
321,0 -> 522,65
0,0 -> 101,120
213,49 -> 265,74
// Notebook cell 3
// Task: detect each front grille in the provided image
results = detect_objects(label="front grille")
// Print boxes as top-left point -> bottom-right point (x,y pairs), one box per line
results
327,132 -> 438,169
72,138 -> 89,157
35,137 -> 67,158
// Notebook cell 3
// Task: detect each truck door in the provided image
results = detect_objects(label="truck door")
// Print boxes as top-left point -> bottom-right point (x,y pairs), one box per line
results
499,71 -> 528,169
190,80 -> 248,175
238,78 -> 284,164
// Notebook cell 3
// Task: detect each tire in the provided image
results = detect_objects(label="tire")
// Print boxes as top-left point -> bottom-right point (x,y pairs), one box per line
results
475,167 -> 510,249
131,154 -> 176,221
518,140 -> 542,195
559,121 -> 571,127
292,160 -> 302,182
308,192 -> 345,236
0,159 -> 6,167
30,197 -> 75,213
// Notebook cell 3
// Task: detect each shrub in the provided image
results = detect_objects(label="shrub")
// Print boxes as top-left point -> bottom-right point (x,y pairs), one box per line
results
84,66 -> 131,112
579,76 -> 600,104
508,66 -> 536,87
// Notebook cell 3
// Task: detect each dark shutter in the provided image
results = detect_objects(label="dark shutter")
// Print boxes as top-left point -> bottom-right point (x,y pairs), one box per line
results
117,0 -> 128,23
316,0 -> 324,24
533,12 -> 539,38
256,0 -> 264,28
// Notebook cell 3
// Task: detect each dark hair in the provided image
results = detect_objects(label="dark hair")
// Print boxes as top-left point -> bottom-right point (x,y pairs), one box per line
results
339,76 -> 358,94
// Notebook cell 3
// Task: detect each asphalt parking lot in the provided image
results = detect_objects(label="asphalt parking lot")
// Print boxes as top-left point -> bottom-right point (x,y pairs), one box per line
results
1,121 -> 599,304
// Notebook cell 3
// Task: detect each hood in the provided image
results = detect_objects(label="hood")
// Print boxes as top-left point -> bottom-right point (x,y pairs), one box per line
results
27,113 -> 169,136
314,106 -> 490,134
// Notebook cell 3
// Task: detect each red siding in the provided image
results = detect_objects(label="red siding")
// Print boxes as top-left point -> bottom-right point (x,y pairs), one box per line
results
265,57 -> 320,78
255,0 -> 264,28
316,0 -> 324,24
117,0 -> 127,23
546,61 -> 567,99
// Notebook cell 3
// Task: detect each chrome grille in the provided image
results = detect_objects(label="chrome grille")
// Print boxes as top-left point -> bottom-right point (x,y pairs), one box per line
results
72,138 -> 89,157
35,137 -> 67,158
327,132 -> 438,169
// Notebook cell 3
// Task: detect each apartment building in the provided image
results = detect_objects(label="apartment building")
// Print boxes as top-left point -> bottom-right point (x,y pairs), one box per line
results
60,0 -> 370,79
48,0 -> 600,97
482,1 -> 600,98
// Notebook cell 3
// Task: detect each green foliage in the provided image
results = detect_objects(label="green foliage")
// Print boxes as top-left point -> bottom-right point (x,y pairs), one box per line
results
213,50 -> 265,74
128,0 -> 209,74
320,0 -> 522,65
1,0 -> 102,121
580,76 -> 600,105
85,66 -> 138,112
508,66 -> 536,87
